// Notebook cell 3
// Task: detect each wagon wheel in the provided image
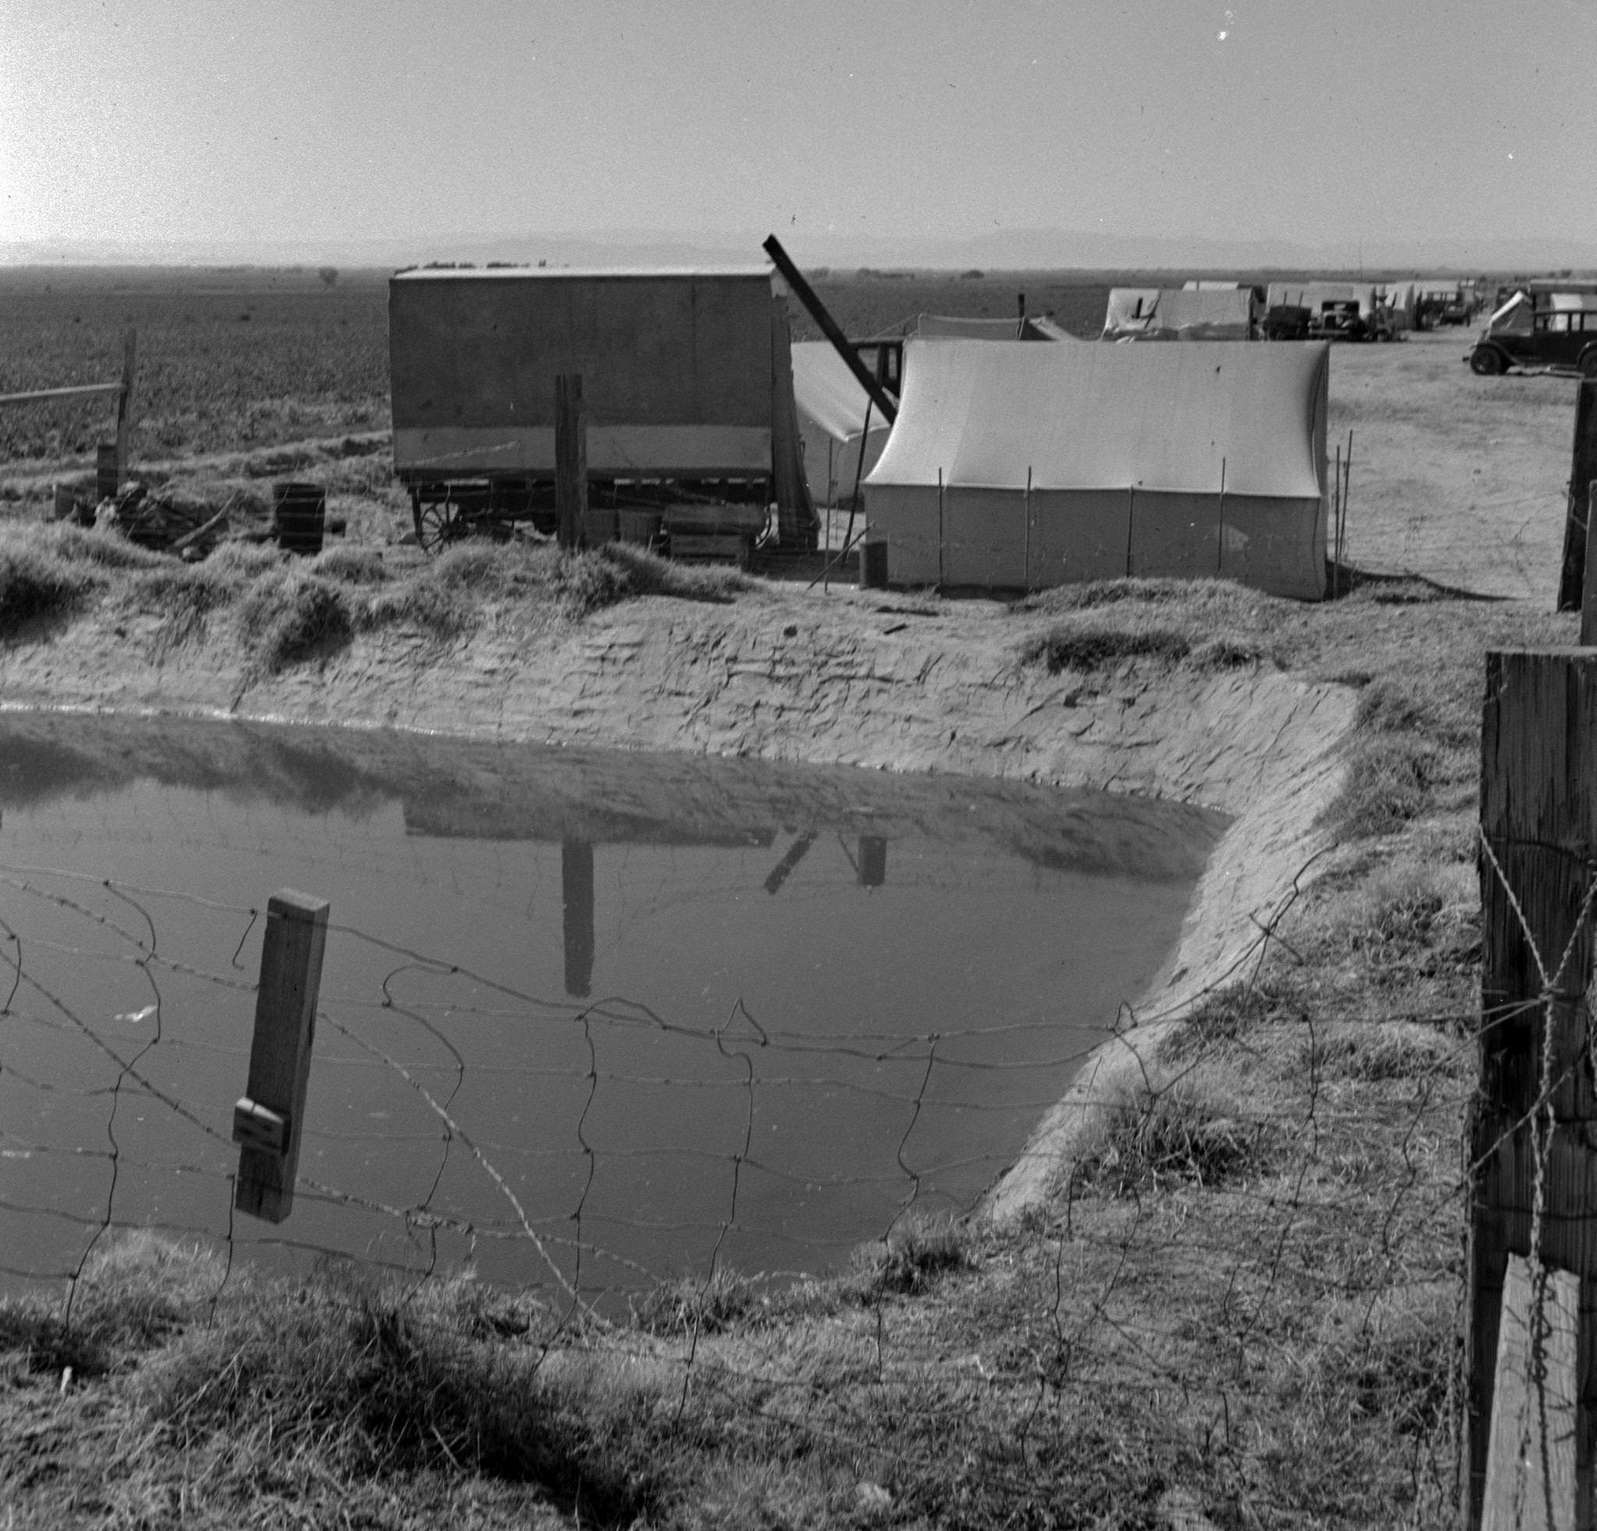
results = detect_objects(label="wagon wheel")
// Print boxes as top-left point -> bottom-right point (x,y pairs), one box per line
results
416,501 -> 460,552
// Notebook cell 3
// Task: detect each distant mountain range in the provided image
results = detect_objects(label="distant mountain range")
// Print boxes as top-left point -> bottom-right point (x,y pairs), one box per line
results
5,227 -> 1596,275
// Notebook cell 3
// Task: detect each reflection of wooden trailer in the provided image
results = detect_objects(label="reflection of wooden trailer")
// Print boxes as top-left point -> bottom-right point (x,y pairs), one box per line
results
388,266 -> 815,554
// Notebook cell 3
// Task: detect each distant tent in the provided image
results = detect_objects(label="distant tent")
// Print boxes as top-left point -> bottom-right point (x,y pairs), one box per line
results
1103,287 -> 1257,341
863,337 -> 1330,600
912,313 -> 1073,341
1380,281 -> 1417,331
790,342 -> 892,508
1102,289 -> 1162,337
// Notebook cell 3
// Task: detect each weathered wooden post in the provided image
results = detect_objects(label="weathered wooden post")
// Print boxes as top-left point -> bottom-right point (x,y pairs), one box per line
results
114,327 -> 137,483
1582,483 -> 1597,646
1472,648 -> 1597,1526
555,373 -> 587,551
1558,382 -> 1597,612
232,890 -> 329,1222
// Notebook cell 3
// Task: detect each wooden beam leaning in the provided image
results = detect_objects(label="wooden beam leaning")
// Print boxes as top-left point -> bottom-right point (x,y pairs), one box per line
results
232,890 -> 329,1223
1472,649 -> 1597,1526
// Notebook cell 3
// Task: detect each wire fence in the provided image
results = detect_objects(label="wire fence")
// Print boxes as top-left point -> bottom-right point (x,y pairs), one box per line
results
1,822 -> 1482,1522
1,850 -> 1152,1304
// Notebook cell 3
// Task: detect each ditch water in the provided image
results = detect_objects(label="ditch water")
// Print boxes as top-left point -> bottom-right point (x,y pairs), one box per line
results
0,712 -> 1225,1303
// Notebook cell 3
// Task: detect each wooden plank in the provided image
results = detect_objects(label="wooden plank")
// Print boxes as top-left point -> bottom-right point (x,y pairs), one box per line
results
555,372 -> 587,551
0,382 -> 124,408
233,890 -> 329,1222
1482,1256 -> 1579,1531
1472,649 -> 1597,1527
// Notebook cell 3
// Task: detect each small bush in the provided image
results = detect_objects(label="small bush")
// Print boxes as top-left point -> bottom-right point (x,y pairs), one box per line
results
141,1279 -> 673,1522
631,1267 -> 762,1337
238,570 -> 353,674
1020,623 -> 1191,673
1079,1077 -> 1261,1195
1331,735 -> 1437,839
851,1216 -> 971,1298
123,560 -> 245,650
0,542 -> 102,634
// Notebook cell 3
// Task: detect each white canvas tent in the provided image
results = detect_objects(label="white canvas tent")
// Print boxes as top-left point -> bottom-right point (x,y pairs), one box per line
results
1382,281 -> 1417,331
864,338 -> 1330,600
790,341 -> 892,508
1103,287 -> 1257,341
1102,289 -> 1163,337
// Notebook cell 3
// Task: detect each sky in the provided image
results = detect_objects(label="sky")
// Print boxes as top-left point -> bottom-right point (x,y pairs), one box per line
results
4,0 -> 1597,264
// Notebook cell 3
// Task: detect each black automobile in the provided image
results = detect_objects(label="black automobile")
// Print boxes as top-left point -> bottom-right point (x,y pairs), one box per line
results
1467,287 -> 1597,377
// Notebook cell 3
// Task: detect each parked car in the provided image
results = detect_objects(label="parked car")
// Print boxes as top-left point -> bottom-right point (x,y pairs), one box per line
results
1466,283 -> 1597,376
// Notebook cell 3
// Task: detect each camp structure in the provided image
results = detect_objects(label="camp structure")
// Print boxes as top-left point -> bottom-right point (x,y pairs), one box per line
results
388,264 -> 817,548
863,337 -> 1330,600
1381,280 -> 1418,332
1101,287 -> 1258,341
1101,289 -> 1162,338
790,341 -> 893,508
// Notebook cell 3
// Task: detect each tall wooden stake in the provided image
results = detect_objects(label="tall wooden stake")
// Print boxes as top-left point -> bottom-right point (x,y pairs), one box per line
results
114,327 -> 137,481
233,890 -> 329,1223
555,373 -> 587,551
1472,648 -> 1597,1526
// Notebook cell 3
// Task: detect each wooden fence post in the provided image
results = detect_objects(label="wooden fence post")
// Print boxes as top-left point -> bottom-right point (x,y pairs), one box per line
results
1472,648 -> 1597,1526
1558,382 -> 1597,612
1582,483 -> 1597,646
114,327 -> 137,482
555,373 -> 587,551
232,890 -> 329,1222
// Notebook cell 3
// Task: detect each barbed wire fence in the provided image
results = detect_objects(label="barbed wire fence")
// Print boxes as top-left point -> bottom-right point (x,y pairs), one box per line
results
0,822 -> 1489,1523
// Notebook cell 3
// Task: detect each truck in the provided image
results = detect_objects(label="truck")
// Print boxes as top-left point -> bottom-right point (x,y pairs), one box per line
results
388,265 -> 815,553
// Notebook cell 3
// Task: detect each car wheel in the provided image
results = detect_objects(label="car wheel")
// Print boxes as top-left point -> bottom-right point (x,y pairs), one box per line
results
1580,350 -> 1597,380
1469,346 -> 1505,376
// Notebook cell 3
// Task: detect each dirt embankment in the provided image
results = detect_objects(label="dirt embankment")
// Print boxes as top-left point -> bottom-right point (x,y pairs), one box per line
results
0,581 -> 1355,1210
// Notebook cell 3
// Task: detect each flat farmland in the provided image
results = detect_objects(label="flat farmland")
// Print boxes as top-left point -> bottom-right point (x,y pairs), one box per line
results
0,266 -> 390,465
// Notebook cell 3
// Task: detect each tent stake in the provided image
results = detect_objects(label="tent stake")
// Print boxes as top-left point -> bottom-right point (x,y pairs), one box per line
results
937,467 -> 945,590
1217,456 -> 1227,575
1025,465 -> 1033,591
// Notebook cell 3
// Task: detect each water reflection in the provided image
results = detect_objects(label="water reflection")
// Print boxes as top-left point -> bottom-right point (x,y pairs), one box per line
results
0,712 -> 1226,1299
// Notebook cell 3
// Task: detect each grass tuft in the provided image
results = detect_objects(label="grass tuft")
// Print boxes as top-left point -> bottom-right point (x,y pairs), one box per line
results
1020,623 -> 1191,673
1079,1076 -> 1263,1195
850,1216 -> 971,1298
0,539 -> 104,635
138,1274 -> 674,1524
237,568 -> 353,674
